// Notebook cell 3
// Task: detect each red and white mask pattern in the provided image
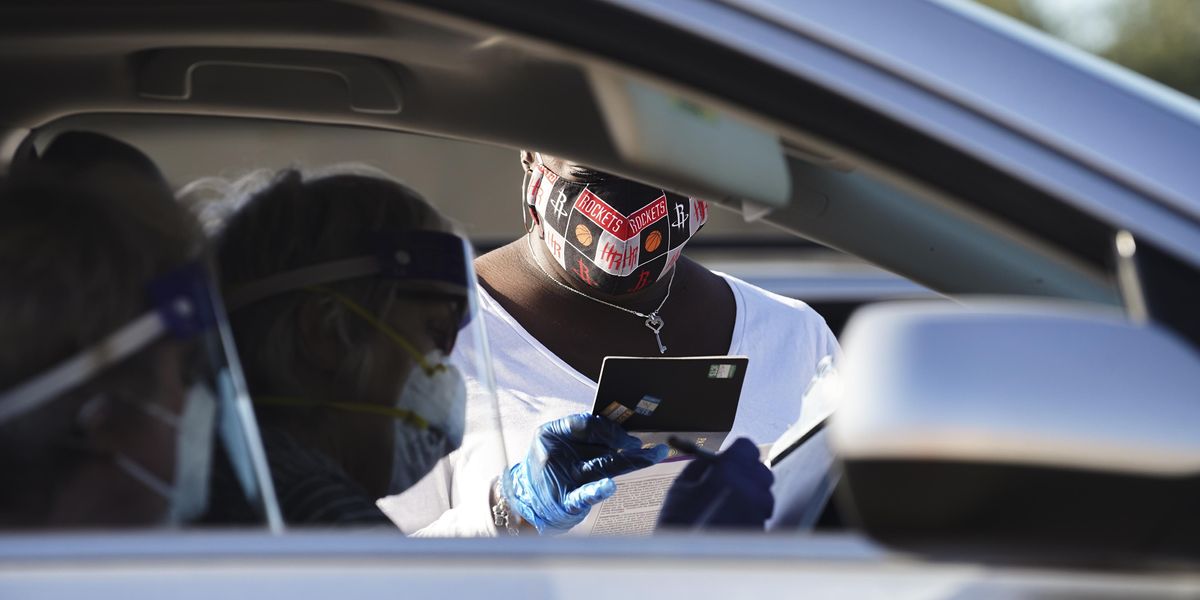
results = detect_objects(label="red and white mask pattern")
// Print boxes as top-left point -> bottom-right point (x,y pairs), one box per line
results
526,158 -> 708,295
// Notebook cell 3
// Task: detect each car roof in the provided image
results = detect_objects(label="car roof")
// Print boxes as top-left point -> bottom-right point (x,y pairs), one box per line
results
4,0 -> 1184,302
695,0 -> 1200,221
591,0 -> 1200,268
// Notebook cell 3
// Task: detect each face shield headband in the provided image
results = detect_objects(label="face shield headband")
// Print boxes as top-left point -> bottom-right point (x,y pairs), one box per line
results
525,155 -> 710,295
224,230 -> 484,498
224,230 -> 476,328
1,263 -> 219,424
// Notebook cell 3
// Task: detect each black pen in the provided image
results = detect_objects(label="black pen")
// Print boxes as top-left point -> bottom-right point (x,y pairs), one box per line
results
667,435 -> 719,460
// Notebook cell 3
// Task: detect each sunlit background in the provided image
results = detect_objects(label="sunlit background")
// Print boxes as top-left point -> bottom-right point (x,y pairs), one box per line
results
975,0 -> 1200,98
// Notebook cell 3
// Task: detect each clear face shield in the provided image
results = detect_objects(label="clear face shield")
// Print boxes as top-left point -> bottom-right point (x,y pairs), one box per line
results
0,262 -> 282,530
223,230 -> 503,528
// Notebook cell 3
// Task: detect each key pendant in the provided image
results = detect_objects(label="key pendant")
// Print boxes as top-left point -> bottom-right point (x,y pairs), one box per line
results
645,313 -> 667,354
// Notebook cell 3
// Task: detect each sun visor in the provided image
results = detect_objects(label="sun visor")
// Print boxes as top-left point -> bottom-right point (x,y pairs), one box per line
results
588,69 -> 791,208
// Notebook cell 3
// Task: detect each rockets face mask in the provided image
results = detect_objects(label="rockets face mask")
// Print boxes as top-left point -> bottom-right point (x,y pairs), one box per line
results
525,155 -> 709,296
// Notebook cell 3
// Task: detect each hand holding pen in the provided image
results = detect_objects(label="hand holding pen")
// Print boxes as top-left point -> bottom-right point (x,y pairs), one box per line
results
667,435 -> 720,461
656,437 -> 775,530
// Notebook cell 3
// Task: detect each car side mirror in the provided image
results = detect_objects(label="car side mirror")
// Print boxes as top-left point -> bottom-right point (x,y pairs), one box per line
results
830,300 -> 1200,564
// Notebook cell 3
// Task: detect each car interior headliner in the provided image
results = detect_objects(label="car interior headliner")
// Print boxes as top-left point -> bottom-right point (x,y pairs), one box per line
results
0,0 -> 1119,305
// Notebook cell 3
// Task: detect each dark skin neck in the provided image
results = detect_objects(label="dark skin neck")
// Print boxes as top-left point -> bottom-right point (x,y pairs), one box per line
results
475,235 -> 737,382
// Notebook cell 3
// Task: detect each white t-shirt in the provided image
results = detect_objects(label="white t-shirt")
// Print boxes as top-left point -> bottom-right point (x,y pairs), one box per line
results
379,271 -> 839,536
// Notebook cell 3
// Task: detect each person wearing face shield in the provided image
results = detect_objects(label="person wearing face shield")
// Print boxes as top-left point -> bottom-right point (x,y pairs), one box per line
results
385,153 -> 838,536
0,163 -> 279,529
207,167 -> 493,527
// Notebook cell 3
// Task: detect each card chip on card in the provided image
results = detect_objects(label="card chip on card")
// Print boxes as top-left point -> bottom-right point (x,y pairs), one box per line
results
635,395 -> 662,416
600,401 -> 633,423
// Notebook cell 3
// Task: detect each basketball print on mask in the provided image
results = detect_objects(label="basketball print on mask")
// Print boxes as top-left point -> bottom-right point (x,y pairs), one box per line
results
575,188 -> 665,280
644,231 -> 662,253
525,159 -> 708,295
574,223 -> 594,247
637,209 -> 670,266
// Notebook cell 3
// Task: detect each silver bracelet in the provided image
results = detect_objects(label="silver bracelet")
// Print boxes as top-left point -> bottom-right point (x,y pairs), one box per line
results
491,477 -> 521,536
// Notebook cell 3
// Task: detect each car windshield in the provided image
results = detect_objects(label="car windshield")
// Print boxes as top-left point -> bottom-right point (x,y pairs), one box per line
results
10,113 -> 921,535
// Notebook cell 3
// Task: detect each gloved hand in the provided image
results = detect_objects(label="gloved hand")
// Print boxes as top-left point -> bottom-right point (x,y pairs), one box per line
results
502,413 -> 668,534
656,437 -> 774,530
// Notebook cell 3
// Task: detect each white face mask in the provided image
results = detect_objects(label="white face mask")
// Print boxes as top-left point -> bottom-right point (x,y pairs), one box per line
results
299,288 -> 472,497
387,350 -> 467,495
114,384 -> 217,525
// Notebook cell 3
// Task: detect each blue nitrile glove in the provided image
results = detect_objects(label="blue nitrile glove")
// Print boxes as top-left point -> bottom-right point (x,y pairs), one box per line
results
656,438 -> 775,530
502,413 -> 669,534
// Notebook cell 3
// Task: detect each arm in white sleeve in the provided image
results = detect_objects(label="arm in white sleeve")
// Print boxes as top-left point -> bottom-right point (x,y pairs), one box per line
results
379,428 -> 507,537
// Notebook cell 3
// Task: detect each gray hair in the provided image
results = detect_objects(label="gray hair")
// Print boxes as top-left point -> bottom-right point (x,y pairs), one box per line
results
179,163 -> 411,236
209,166 -> 452,407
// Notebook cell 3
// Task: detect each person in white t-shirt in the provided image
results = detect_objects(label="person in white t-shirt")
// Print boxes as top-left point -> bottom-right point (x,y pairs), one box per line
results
381,152 -> 839,536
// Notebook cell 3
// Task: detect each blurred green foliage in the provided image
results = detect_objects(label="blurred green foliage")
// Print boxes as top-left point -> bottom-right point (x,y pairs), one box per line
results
976,0 -> 1200,99
977,0 -> 1049,28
